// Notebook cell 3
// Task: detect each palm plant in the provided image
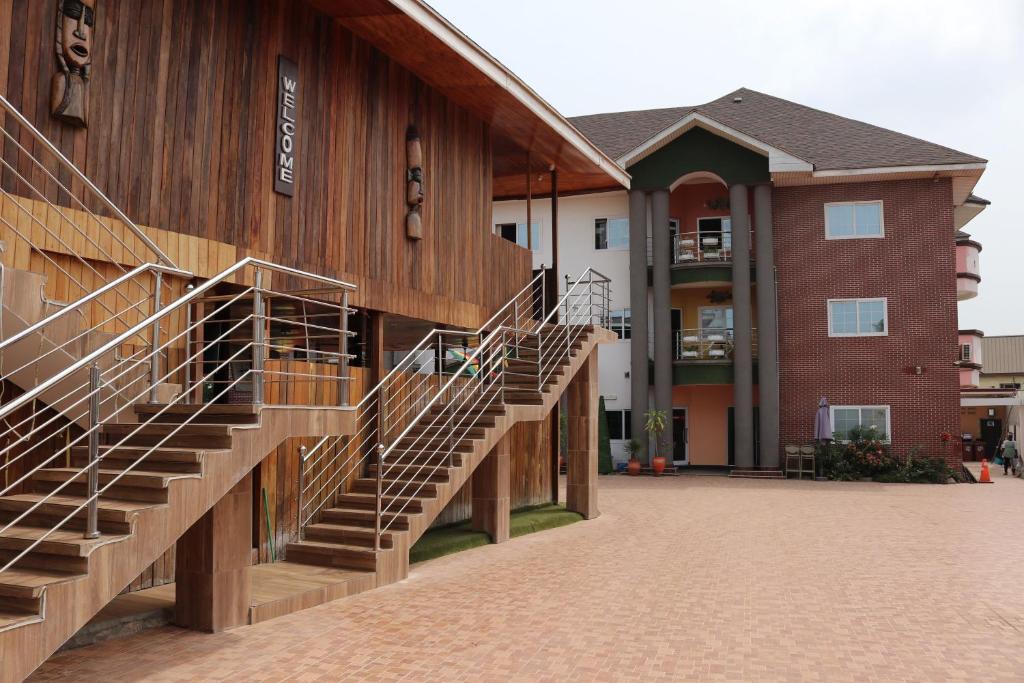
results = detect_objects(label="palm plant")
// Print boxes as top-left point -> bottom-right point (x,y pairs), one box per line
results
644,409 -> 668,461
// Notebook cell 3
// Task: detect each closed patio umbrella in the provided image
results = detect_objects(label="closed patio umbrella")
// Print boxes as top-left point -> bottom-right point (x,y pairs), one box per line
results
814,397 -> 832,443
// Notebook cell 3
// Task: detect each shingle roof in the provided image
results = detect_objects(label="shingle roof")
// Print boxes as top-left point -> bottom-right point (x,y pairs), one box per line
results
569,88 -> 987,171
982,336 -> 1024,375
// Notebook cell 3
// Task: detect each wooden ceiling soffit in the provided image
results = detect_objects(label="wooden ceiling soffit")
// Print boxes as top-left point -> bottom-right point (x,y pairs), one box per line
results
309,0 -> 629,193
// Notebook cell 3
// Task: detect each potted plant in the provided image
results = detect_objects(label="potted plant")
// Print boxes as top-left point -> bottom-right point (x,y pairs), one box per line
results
623,438 -> 643,476
645,409 -> 669,476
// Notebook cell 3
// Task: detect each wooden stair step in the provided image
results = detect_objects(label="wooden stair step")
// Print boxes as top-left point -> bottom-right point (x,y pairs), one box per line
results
30,467 -> 196,490
0,607 -> 40,631
320,508 -> 410,531
0,565 -> 84,600
0,524 -> 127,558
133,403 -> 260,424
385,453 -> 463,468
0,493 -> 156,534
284,540 -> 378,571
302,523 -> 394,549
69,446 -> 207,474
100,423 -> 234,448
353,477 -> 437,498
366,464 -> 450,483
69,445 -> 211,464
335,492 -> 426,513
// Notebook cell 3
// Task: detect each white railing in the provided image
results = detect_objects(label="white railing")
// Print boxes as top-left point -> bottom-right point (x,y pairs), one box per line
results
645,231 -> 755,266
0,258 -> 355,576
673,328 -> 758,360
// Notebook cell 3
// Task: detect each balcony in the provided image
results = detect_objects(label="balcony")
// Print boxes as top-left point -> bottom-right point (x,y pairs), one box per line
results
673,328 -> 759,361
955,232 -> 981,301
647,231 -> 756,287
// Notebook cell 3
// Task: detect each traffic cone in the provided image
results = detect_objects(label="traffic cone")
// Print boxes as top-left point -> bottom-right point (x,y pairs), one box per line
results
979,458 -> 993,483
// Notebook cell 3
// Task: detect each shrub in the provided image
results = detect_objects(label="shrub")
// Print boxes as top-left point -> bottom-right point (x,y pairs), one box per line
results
875,453 -> 953,484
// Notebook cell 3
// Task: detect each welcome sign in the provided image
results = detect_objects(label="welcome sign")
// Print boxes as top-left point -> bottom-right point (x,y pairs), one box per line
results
274,56 -> 298,196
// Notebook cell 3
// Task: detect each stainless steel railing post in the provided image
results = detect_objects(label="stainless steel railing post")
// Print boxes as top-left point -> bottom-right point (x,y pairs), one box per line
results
183,283 -> 194,401
375,443 -> 384,552
297,445 -> 307,541
85,363 -> 101,539
252,268 -> 264,405
148,270 -> 163,403
339,291 -> 349,406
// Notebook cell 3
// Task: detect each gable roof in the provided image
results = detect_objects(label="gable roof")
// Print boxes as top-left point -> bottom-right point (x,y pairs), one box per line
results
570,88 -> 986,172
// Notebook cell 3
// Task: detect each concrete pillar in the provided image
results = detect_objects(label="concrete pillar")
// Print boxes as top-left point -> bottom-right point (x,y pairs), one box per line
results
730,184 -> 755,468
754,185 -> 780,468
628,189 -> 650,461
566,351 -> 599,519
472,436 -> 510,543
651,189 -> 673,458
174,473 -> 252,632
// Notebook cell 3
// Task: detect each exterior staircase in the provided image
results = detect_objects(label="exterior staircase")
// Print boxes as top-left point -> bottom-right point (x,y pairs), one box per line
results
291,270 -> 613,589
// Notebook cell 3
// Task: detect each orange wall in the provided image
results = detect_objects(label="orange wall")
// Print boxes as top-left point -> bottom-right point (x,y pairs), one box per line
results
669,182 -> 755,233
672,385 -> 761,466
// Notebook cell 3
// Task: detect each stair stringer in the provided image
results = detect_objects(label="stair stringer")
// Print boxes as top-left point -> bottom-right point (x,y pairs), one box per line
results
373,326 -> 617,585
0,405 -> 356,683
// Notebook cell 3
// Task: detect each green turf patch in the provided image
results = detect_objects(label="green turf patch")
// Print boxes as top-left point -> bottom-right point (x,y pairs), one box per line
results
409,503 -> 583,564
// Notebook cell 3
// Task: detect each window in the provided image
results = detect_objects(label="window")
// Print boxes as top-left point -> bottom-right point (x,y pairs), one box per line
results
1000,382 -> 1021,390
595,218 -> 629,250
828,298 -> 887,337
607,309 -> 631,340
700,306 -> 733,332
605,409 -> 632,441
825,201 -> 883,239
494,221 -> 540,251
697,216 -> 732,250
960,344 -> 972,362
831,405 -> 890,441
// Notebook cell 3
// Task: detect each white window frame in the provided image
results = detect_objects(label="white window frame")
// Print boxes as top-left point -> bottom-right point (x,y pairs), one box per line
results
830,405 -> 891,443
960,344 -> 972,362
594,217 -> 630,251
494,220 -> 541,252
824,200 -> 884,239
607,308 -> 631,341
827,297 -> 888,337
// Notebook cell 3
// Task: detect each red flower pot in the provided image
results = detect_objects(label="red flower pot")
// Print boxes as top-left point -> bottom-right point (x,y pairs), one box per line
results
627,458 -> 641,476
652,456 -> 666,476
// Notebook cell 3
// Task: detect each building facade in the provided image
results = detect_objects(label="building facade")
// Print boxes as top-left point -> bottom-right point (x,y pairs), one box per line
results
497,88 -> 989,468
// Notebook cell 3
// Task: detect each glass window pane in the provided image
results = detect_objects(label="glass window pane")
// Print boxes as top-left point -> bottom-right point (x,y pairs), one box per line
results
827,205 -> 855,237
624,410 -> 632,440
861,408 -> 888,437
833,408 -> 860,440
858,300 -> 885,333
829,301 -> 858,334
700,307 -> 731,330
595,219 -> 608,250
607,410 -> 623,440
608,218 -> 629,249
622,308 -> 631,340
854,203 -> 882,235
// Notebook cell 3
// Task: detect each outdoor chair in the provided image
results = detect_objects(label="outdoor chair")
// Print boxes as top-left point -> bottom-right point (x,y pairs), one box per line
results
785,445 -> 802,478
799,445 -> 816,479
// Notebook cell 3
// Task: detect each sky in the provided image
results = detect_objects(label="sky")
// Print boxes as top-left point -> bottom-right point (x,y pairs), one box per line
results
431,0 -> 1024,335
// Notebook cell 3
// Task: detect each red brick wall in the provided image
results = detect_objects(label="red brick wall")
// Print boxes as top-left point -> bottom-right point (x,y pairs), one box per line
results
773,178 -> 960,464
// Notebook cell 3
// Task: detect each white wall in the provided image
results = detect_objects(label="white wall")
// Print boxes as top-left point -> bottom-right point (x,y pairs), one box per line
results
494,191 -> 635,462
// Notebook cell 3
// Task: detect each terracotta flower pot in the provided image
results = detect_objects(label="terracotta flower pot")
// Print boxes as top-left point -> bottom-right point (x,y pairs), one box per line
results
627,458 -> 641,476
652,455 -> 666,476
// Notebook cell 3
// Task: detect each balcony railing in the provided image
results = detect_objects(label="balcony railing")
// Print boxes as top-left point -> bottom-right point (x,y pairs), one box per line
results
646,231 -> 755,266
673,328 -> 758,361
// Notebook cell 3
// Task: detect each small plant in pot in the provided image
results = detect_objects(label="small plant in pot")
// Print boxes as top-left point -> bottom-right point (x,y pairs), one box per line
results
645,409 -> 669,476
623,438 -> 643,476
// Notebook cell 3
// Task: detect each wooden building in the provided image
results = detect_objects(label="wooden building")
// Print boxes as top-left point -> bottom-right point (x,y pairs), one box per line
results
0,0 -> 626,677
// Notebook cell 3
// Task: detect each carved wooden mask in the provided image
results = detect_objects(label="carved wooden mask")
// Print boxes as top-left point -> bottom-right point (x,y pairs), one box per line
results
405,125 -> 424,240
51,0 -> 95,128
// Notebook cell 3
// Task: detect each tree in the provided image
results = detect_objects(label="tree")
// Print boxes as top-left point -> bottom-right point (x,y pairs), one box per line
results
598,396 -> 614,474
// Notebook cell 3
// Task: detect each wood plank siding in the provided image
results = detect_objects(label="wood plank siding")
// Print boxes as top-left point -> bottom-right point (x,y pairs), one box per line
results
0,0 -> 530,330
0,0 -> 560,592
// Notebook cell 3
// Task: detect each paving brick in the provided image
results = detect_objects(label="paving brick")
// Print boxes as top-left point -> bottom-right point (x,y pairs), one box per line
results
31,475 -> 1024,681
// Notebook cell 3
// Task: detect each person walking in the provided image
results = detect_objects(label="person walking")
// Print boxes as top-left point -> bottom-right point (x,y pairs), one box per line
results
998,432 -> 1019,476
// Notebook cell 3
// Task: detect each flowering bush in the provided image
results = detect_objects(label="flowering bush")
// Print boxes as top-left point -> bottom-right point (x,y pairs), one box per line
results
844,426 -> 896,476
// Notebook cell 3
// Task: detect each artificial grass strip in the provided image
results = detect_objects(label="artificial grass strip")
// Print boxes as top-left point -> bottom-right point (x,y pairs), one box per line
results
509,503 -> 583,538
409,503 -> 583,563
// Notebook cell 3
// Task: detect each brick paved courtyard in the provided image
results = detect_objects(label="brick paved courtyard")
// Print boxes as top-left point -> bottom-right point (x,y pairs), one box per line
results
31,474 -> 1024,681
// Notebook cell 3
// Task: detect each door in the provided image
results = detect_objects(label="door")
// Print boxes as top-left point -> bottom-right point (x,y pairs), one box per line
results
672,408 -> 687,465
727,407 -> 760,466
980,418 -> 1003,458
671,308 -> 682,358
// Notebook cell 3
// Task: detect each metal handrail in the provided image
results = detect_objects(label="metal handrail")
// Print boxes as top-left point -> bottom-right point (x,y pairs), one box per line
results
0,257 -> 355,421
0,93 -> 176,268
296,269 -> 546,530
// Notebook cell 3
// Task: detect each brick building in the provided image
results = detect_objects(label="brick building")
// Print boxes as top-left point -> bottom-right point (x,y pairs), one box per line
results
494,88 -> 989,468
